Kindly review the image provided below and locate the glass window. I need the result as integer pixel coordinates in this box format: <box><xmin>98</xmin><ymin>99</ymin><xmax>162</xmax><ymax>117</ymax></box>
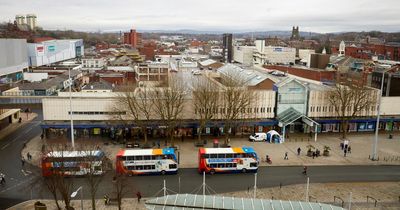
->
<box><xmin>169</xmin><ymin>164</ymin><xmax>177</xmax><ymax>169</ymax></box>
<box><xmin>217</xmin><ymin>154</ymin><xmax>225</xmax><ymax>158</ymax></box>
<box><xmin>210</xmin><ymin>154</ymin><xmax>217</xmax><ymax>158</ymax></box>
<box><xmin>250</xmin><ymin>162</ymin><xmax>258</xmax><ymax>167</ymax></box>
<box><xmin>226</xmin><ymin>154</ymin><xmax>233</xmax><ymax>158</ymax></box>
<box><xmin>210</xmin><ymin>164</ymin><xmax>217</xmax><ymax>168</ymax></box>
<box><xmin>126</xmin><ymin>156</ymin><xmax>134</xmax><ymax>161</ymax></box>
<box><xmin>136</xmin><ymin>165</ymin><xmax>143</xmax><ymax>170</ymax></box>
<box><xmin>135</xmin><ymin>156</ymin><xmax>143</xmax><ymax>161</ymax></box>
<box><xmin>217</xmin><ymin>163</ymin><xmax>225</xmax><ymax>168</ymax></box>
<box><xmin>144</xmin><ymin>156</ymin><xmax>151</xmax><ymax>160</ymax></box>
<box><xmin>226</xmin><ymin>163</ymin><xmax>233</xmax><ymax>168</ymax></box>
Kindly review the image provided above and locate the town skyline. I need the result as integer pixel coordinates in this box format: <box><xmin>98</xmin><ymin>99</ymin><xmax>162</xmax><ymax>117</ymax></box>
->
<box><xmin>1</xmin><ymin>0</ymin><xmax>399</xmax><ymax>33</ymax></box>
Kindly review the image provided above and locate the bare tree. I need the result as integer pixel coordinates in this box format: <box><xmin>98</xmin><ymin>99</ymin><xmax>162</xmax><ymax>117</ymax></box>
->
<box><xmin>41</xmin><ymin>144</ymin><xmax>75</xmax><ymax>210</ymax></box>
<box><xmin>78</xmin><ymin>145</ymin><xmax>112</xmax><ymax>210</ymax></box>
<box><xmin>114</xmin><ymin>84</ymin><xmax>155</xmax><ymax>146</ymax></box>
<box><xmin>219</xmin><ymin>71</ymin><xmax>254</xmax><ymax>144</ymax></box>
<box><xmin>152</xmin><ymin>75</ymin><xmax>187</xmax><ymax>146</ymax></box>
<box><xmin>192</xmin><ymin>77</ymin><xmax>219</xmax><ymax>144</ymax></box>
<box><xmin>328</xmin><ymin>73</ymin><xmax>377</xmax><ymax>139</ymax></box>
<box><xmin>112</xmin><ymin>173</ymin><xmax>130</xmax><ymax>210</ymax></box>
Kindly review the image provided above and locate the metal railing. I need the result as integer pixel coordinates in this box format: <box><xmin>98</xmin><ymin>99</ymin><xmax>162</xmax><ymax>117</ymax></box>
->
<box><xmin>367</xmin><ymin>196</ymin><xmax>378</xmax><ymax>207</ymax></box>
<box><xmin>333</xmin><ymin>196</ymin><xmax>344</xmax><ymax>207</ymax></box>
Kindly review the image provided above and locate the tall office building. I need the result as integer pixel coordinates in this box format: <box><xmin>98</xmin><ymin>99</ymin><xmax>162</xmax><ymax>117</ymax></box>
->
<box><xmin>222</xmin><ymin>33</ymin><xmax>233</xmax><ymax>63</ymax></box>
<box><xmin>26</xmin><ymin>14</ymin><xmax>37</xmax><ymax>30</ymax></box>
<box><xmin>123</xmin><ymin>27</ymin><xmax>142</xmax><ymax>48</ymax></box>
<box><xmin>15</xmin><ymin>15</ymin><xmax>25</xmax><ymax>25</ymax></box>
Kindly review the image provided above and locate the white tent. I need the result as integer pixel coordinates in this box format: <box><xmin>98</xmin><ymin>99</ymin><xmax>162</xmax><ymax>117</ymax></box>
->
<box><xmin>267</xmin><ymin>130</ymin><xmax>283</xmax><ymax>143</ymax></box>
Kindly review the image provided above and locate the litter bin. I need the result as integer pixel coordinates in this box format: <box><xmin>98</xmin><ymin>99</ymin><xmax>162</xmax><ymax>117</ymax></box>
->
<box><xmin>213</xmin><ymin>139</ymin><xmax>219</xmax><ymax>148</ymax></box>
<box><xmin>34</xmin><ymin>201</ymin><xmax>47</xmax><ymax>210</ymax></box>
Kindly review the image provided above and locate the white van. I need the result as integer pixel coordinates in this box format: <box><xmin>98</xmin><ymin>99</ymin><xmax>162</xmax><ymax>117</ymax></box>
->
<box><xmin>249</xmin><ymin>133</ymin><xmax>267</xmax><ymax>142</ymax></box>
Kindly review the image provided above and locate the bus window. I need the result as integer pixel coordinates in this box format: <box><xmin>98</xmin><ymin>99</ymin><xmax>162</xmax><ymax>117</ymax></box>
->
<box><xmin>250</xmin><ymin>162</ymin><xmax>258</xmax><ymax>167</ymax></box>
<box><xmin>144</xmin><ymin>165</ymin><xmax>151</xmax><ymax>170</ymax></box>
<box><xmin>136</xmin><ymin>165</ymin><xmax>143</xmax><ymax>170</ymax></box>
<box><xmin>144</xmin><ymin>156</ymin><xmax>151</xmax><ymax>160</ymax></box>
<box><xmin>226</xmin><ymin>163</ymin><xmax>233</xmax><ymax>168</ymax></box>
<box><xmin>217</xmin><ymin>154</ymin><xmax>225</xmax><ymax>158</ymax></box>
<box><xmin>210</xmin><ymin>154</ymin><xmax>217</xmax><ymax>158</ymax></box>
<box><xmin>94</xmin><ymin>166</ymin><xmax>102</xmax><ymax>171</ymax></box>
<box><xmin>232</xmin><ymin>163</ymin><xmax>237</xmax><ymax>168</ymax></box>
<box><xmin>135</xmin><ymin>156</ymin><xmax>143</xmax><ymax>161</ymax></box>
<box><xmin>217</xmin><ymin>163</ymin><xmax>225</xmax><ymax>168</ymax></box>
<box><xmin>127</xmin><ymin>156</ymin><xmax>134</xmax><ymax>161</ymax></box>
<box><xmin>210</xmin><ymin>164</ymin><xmax>217</xmax><ymax>168</ymax></box>
<box><xmin>237</xmin><ymin>154</ymin><xmax>243</xmax><ymax>158</ymax></box>
<box><xmin>169</xmin><ymin>164</ymin><xmax>177</xmax><ymax>169</ymax></box>
<box><xmin>226</xmin><ymin>154</ymin><xmax>233</xmax><ymax>158</ymax></box>
<box><xmin>127</xmin><ymin>166</ymin><xmax>135</xmax><ymax>170</ymax></box>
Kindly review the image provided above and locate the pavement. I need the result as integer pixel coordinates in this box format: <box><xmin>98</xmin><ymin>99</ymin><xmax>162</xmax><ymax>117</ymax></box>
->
<box><xmin>0</xmin><ymin>112</ymin><xmax>38</xmax><ymax>141</ymax></box>
<box><xmin>8</xmin><ymin>181</ymin><xmax>400</xmax><ymax>210</ymax></box>
<box><xmin>24</xmin><ymin>131</ymin><xmax>400</xmax><ymax>169</ymax></box>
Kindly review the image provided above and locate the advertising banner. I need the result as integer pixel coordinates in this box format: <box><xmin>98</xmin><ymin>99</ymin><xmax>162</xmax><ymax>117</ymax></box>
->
<box><xmin>36</xmin><ymin>45</ymin><xmax>44</xmax><ymax>56</ymax></box>
<box><xmin>47</xmin><ymin>45</ymin><xmax>56</xmax><ymax>52</ymax></box>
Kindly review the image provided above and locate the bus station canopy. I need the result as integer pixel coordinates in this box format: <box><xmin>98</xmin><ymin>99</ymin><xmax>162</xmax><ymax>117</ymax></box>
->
<box><xmin>145</xmin><ymin>194</ymin><xmax>344</xmax><ymax>210</ymax></box>
<box><xmin>277</xmin><ymin>107</ymin><xmax>319</xmax><ymax>128</ymax></box>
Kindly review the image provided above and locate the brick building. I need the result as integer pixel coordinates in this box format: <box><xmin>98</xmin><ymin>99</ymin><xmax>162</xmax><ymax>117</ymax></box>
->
<box><xmin>123</xmin><ymin>28</ymin><xmax>142</xmax><ymax>48</ymax></box>
<box><xmin>264</xmin><ymin>65</ymin><xmax>336</xmax><ymax>82</ymax></box>
<box><xmin>332</xmin><ymin>42</ymin><xmax>400</xmax><ymax>61</ymax></box>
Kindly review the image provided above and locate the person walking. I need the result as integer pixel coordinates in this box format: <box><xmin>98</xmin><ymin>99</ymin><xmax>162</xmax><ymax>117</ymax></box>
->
<box><xmin>347</xmin><ymin>146</ymin><xmax>351</xmax><ymax>153</ymax></box>
<box><xmin>0</xmin><ymin>173</ymin><xmax>5</xmax><ymax>185</ymax></box>
<box><xmin>344</xmin><ymin>148</ymin><xmax>347</xmax><ymax>157</ymax></box>
<box><xmin>284</xmin><ymin>152</ymin><xmax>288</xmax><ymax>160</ymax></box>
<box><xmin>21</xmin><ymin>157</ymin><xmax>25</xmax><ymax>166</ymax></box>
<box><xmin>297</xmin><ymin>147</ymin><xmax>301</xmax><ymax>156</ymax></box>
<box><xmin>136</xmin><ymin>191</ymin><xmax>142</xmax><ymax>203</ymax></box>
<box><xmin>302</xmin><ymin>166</ymin><xmax>307</xmax><ymax>175</ymax></box>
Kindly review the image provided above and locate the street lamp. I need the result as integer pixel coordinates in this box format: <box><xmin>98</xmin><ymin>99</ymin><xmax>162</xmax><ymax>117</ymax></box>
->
<box><xmin>68</xmin><ymin>67</ymin><xmax>75</xmax><ymax>149</ymax></box>
<box><xmin>371</xmin><ymin>69</ymin><xmax>388</xmax><ymax>160</ymax></box>
<box><xmin>71</xmin><ymin>186</ymin><xmax>83</xmax><ymax>210</ymax></box>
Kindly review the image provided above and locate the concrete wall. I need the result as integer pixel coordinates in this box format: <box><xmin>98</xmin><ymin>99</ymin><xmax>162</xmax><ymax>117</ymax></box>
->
<box><xmin>381</xmin><ymin>96</ymin><xmax>400</xmax><ymax>116</ymax></box>
<box><xmin>233</xmin><ymin>46</ymin><xmax>255</xmax><ymax>65</ymax></box>
<box><xmin>0</xmin><ymin>39</ymin><xmax>28</xmax><ymax>77</ymax></box>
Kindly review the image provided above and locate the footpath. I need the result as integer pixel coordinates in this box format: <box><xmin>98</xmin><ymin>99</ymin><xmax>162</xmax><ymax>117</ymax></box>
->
<box><xmin>8</xmin><ymin>182</ymin><xmax>400</xmax><ymax>210</ymax></box>
<box><xmin>0</xmin><ymin>112</ymin><xmax>37</xmax><ymax>141</ymax></box>
<box><xmin>23</xmin><ymin>132</ymin><xmax>400</xmax><ymax>168</ymax></box>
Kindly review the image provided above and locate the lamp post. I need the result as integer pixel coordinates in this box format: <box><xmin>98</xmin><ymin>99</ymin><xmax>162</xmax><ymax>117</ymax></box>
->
<box><xmin>71</xmin><ymin>186</ymin><xmax>83</xmax><ymax>210</ymax></box>
<box><xmin>371</xmin><ymin>70</ymin><xmax>386</xmax><ymax>160</ymax></box>
<box><xmin>69</xmin><ymin>67</ymin><xmax>75</xmax><ymax>149</ymax></box>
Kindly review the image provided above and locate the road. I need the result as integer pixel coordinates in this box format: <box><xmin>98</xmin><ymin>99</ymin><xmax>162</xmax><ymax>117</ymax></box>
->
<box><xmin>1</xmin><ymin>111</ymin><xmax>400</xmax><ymax>209</ymax></box>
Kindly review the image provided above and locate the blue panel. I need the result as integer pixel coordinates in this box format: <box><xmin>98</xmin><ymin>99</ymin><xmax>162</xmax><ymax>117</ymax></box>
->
<box><xmin>242</xmin><ymin>147</ymin><xmax>255</xmax><ymax>153</ymax></box>
<box><xmin>162</xmin><ymin>148</ymin><xmax>175</xmax><ymax>155</ymax></box>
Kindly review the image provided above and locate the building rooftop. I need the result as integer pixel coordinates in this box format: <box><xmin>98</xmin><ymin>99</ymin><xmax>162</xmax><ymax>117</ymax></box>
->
<box><xmin>144</xmin><ymin>194</ymin><xmax>345</xmax><ymax>210</ymax></box>
<box><xmin>81</xmin><ymin>80</ymin><xmax>114</xmax><ymax>91</ymax></box>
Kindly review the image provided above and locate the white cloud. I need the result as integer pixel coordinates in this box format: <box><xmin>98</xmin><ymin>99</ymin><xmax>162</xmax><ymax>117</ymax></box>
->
<box><xmin>0</xmin><ymin>0</ymin><xmax>399</xmax><ymax>32</ymax></box>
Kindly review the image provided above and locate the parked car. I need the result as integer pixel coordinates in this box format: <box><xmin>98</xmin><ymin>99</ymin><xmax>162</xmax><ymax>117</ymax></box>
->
<box><xmin>249</xmin><ymin>133</ymin><xmax>267</xmax><ymax>142</ymax></box>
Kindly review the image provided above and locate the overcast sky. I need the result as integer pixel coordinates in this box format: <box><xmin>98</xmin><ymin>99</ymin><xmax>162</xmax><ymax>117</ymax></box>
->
<box><xmin>1</xmin><ymin>0</ymin><xmax>399</xmax><ymax>33</ymax></box>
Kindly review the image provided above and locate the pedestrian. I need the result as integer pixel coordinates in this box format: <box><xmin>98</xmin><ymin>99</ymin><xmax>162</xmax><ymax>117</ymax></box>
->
<box><xmin>21</xmin><ymin>157</ymin><xmax>25</xmax><ymax>166</ymax></box>
<box><xmin>40</xmin><ymin>133</ymin><xmax>44</xmax><ymax>140</ymax></box>
<box><xmin>0</xmin><ymin>173</ymin><xmax>5</xmax><ymax>184</ymax></box>
<box><xmin>348</xmin><ymin>146</ymin><xmax>351</xmax><ymax>153</ymax></box>
<box><xmin>297</xmin><ymin>147</ymin><xmax>301</xmax><ymax>156</ymax></box>
<box><xmin>344</xmin><ymin>144</ymin><xmax>348</xmax><ymax>150</ymax></box>
<box><xmin>312</xmin><ymin>151</ymin><xmax>316</xmax><ymax>159</ymax></box>
<box><xmin>344</xmin><ymin>148</ymin><xmax>347</xmax><ymax>157</ymax></box>
<box><xmin>340</xmin><ymin>142</ymin><xmax>344</xmax><ymax>150</ymax></box>
<box><xmin>284</xmin><ymin>152</ymin><xmax>288</xmax><ymax>160</ymax></box>
<box><xmin>136</xmin><ymin>191</ymin><xmax>142</xmax><ymax>203</ymax></box>
<box><xmin>302</xmin><ymin>166</ymin><xmax>307</xmax><ymax>175</ymax></box>
<box><xmin>26</xmin><ymin>152</ymin><xmax>31</xmax><ymax>160</ymax></box>
<box><xmin>104</xmin><ymin>194</ymin><xmax>109</xmax><ymax>205</ymax></box>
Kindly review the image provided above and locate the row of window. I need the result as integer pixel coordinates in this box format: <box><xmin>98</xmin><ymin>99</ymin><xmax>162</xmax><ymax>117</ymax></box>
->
<box><xmin>68</xmin><ymin>111</ymin><xmax>126</xmax><ymax>115</ymax></box>
<box><xmin>195</xmin><ymin>107</ymin><xmax>273</xmax><ymax>115</ymax></box>
<box><xmin>126</xmin><ymin>164</ymin><xmax>177</xmax><ymax>170</ymax></box>
<box><xmin>206</xmin><ymin>162</ymin><xmax>257</xmax><ymax>168</ymax></box>
<box><xmin>201</xmin><ymin>153</ymin><xmax>256</xmax><ymax>159</ymax></box>
<box><xmin>121</xmin><ymin>155</ymin><xmax>174</xmax><ymax>161</ymax></box>
<box><xmin>309</xmin><ymin>106</ymin><xmax>375</xmax><ymax>113</ymax></box>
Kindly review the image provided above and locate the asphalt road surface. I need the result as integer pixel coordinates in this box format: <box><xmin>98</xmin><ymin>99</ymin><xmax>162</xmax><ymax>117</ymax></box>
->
<box><xmin>1</xmin><ymin>111</ymin><xmax>400</xmax><ymax>209</ymax></box>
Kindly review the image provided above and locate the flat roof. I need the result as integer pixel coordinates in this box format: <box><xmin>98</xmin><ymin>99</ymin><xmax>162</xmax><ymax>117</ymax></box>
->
<box><xmin>145</xmin><ymin>194</ymin><xmax>345</xmax><ymax>210</ymax></box>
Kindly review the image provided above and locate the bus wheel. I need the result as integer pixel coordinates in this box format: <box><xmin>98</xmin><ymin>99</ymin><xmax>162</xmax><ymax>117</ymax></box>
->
<box><xmin>242</xmin><ymin>168</ymin><xmax>247</xmax><ymax>173</ymax></box>
<box><xmin>161</xmin><ymin>170</ymin><xmax>166</xmax><ymax>175</ymax></box>
<box><xmin>210</xmin><ymin>169</ymin><xmax>215</xmax><ymax>175</ymax></box>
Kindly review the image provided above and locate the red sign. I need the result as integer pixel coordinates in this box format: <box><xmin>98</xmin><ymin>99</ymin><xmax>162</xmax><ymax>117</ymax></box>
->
<box><xmin>36</xmin><ymin>46</ymin><xmax>44</xmax><ymax>52</ymax></box>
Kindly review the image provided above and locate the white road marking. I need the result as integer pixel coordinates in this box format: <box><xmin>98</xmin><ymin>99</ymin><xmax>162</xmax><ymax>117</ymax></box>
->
<box><xmin>0</xmin><ymin>122</ymin><xmax>40</xmax><ymax>150</ymax></box>
<box><xmin>0</xmin><ymin>176</ymin><xmax>34</xmax><ymax>194</ymax></box>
